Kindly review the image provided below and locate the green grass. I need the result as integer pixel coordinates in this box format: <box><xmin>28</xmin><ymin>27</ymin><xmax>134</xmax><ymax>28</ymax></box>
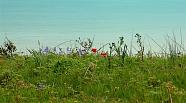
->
<box><xmin>0</xmin><ymin>52</ymin><xmax>186</xmax><ymax>103</ymax></box>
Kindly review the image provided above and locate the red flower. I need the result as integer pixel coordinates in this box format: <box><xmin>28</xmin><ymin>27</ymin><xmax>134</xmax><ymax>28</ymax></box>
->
<box><xmin>100</xmin><ymin>52</ymin><xmax>107</xmax><ymax>58</ymax></box>
<box><xmin>91</xmin><ymin>48</ymin><xmax>97</xmax><ymax>53</ymax></box>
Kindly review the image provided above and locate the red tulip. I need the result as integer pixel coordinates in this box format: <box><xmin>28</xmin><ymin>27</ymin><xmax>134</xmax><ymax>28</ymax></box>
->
<box><xmin>91</xmin><ymin>48</ymin><xmax>97</xmax><ymax>53</ymax></box>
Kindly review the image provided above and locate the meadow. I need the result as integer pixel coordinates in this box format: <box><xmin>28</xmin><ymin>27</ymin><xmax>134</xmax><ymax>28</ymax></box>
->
<box><xmin>0</xmin><ymin>34</ymin><xmax>186</xmax><ymax>103</ymax></box>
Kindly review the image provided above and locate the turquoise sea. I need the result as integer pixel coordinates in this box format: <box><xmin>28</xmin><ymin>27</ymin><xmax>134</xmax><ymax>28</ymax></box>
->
<box><xmin>0</xmin><ymin>0</ymin><xmax>186</xmax><ymax>53</ymax></box>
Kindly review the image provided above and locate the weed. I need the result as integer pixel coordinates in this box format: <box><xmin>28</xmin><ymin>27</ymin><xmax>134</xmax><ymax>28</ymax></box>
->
<box><xmin>135</xmin><ymin>33</ymin><xmax>144</xmax><ymax>61</ymax></box>
<box><xmin>111</xmin><ymin>37</ymin><xmax>128</xmax><ymax>65</ymax></box>
<box><xmin>0</xmin><ymin>38</ymin><xmax>16</xmax><ymax>57</ymax></box>
<box><xmin>76</xmin><ymin>37</ymin><xmax>94</xmax><ymax>54</ymax></box>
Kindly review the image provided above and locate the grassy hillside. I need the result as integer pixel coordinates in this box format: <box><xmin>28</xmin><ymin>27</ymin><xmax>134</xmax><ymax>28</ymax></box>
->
<box><xmin>0</xmin><ymin>35</ymin><xmax>186</xmax><ymax>103</ymax></box>
<box><xmin>0</xmin><ymin>52</ymin><xmax>186</xmax><ymax>103</ymax></box>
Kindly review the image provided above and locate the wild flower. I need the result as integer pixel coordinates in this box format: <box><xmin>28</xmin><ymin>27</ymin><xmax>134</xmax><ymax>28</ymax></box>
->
<box><xmin>91</xmin><ymin>48</ymin><xmax>97</xmax><ymax>53</ymax></box>
<box><xmin>100</xmin><ymin>52</ymin><xmax>107</xmax><ymax>58</ymax></box>
<box><xmin>43</xmin><ymin>46</ymin><xmax>49</xmax><ymax>53</ymax></box>
<box><xmin>66</xmin><ymin>47</ymin><xmax>72</xmax><ymax>54</ymax></box>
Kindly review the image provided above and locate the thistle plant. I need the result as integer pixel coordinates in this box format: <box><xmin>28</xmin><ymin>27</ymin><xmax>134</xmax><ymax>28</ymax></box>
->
<box><xmin>76</xmin><ymin>37</ymin><xmax>94</xmax><ymax>54</ymax></box>
<box><xmin>108</xmin><ymin>43</ymin><xmax>114</xmax><ymax>69</ymax></box>
<box><xmin>111</xmin><ymin>37</ymin><xmax>128</xmax><ymax>65</ymax></box>
<box><xmin>0</xmin><ymin>38</ymin><xmax>17</xmax><ymax>57</ymax></box>
<box><xmin>135</xmin><ymin>33</ymin><xmax>144</xmax><ymax>61</ymax></box>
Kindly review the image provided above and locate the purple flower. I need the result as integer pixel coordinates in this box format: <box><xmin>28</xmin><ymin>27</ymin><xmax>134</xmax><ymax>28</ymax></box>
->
<box><xmin>43</xmin><ymin>46</ymin><xmax>49</xmax><ymax>53</ymax></box>
<box><xmin>67</xmin><ymin>47</ymin><xmax>72</xmax><ymax>51</ymax></box>
<box><xmin>66</xmin><ymin>47</ymin><xmax>72</xmax><ymax>54</ymax></box>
